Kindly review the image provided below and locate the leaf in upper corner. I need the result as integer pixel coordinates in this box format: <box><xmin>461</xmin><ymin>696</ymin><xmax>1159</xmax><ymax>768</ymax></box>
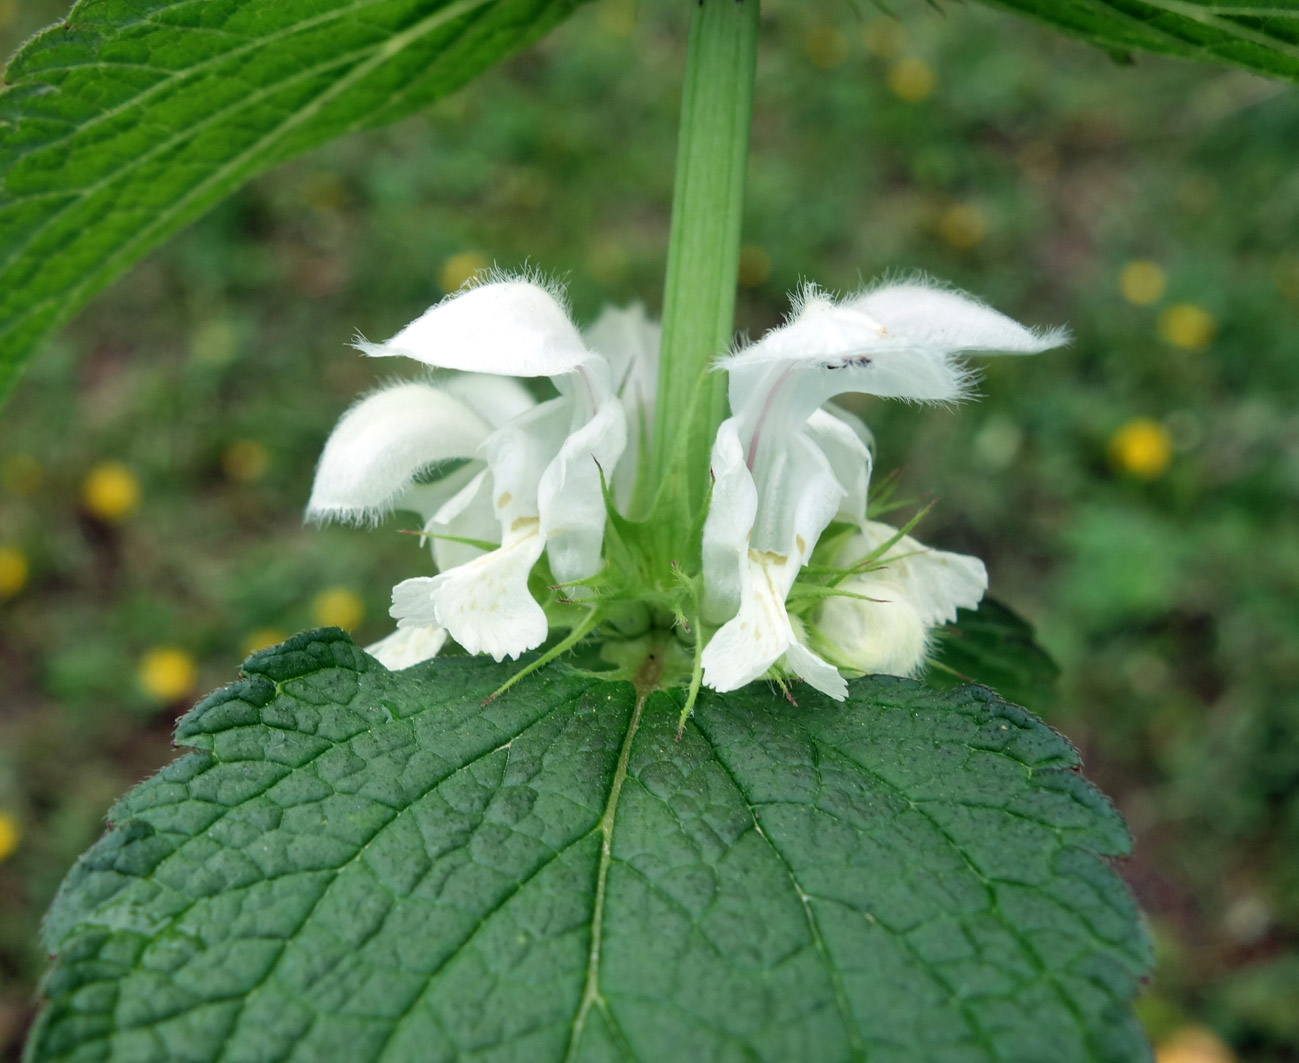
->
<box><xmin>970</xmin><ymin>0</ymin><xmax>1299</xmax><ymax>85</ymax></box>
<box><xmin>28</xmin><ymin>627</ymin><xmax>1150</xmax><ymax>1062</ymax></box>
<box><xmin>926</xmin><ymin>596</ymin><xmax>1061</xmax><ymax>710</ymax></box>
<box><xmin>0</xmin><ymin>0</ymin><xmax>590</xmax><ymax>405</ymax></box>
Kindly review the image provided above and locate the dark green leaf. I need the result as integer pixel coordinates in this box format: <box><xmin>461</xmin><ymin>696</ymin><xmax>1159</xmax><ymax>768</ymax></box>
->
<box><xmin>28</xmin><ymin>628</ymin><xmax>1150</xmax><ymax>1062</ymax></box>
<box><xmin>0</xmin><ymin>0</ymin><xmax>588</xmax><ymax>403</ymax></box>
<box><xmin>971</xmin><ymin>0</ymin><xmax>1299</xmax><ymax>84</ymax></box>
<box><xmin>926</xmin><ymin>597</ymin><xmax>1061</xmax><ymax>711</ymax></box>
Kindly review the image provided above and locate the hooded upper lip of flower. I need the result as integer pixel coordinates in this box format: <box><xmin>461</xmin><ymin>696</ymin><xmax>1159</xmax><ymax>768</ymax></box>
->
<box><xmin>306</xmin><ymin>274</ymin><xmax>660</xmax><ymax>665</ymax></box>
<box><xmin>699</xmin><ymin>277</ymin><xmax>1067</xmax><ymax>699</ymax></box>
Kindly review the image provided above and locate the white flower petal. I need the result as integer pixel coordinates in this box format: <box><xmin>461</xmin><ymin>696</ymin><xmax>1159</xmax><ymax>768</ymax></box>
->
<box><xmin>846</xmin><ymin>521</ymin><xmax>988</xmax><ymax>628</ymax></box>
<box><xmin>484</xmin><ymin>396</ymin><xmax>574</xmax><ymax>528</ymax></box>
<box><xmin>390</xmin><ymin>576</ymin><xmax>441</xmax><ymax>628</ymax></box>
<box><xmin>306</xmin><ymin>383</ymin><xmax>491</xmax><ymax>524</ymax></box>
<box><xmin>783</xmin><ymin>639</ymin><xmax>849</xmax><ymax>699</ymax></box>
<box><xmin>851</xmin><ymin>280</ymin><xmax>1069</xmax><ymax>354</ymax></box>
<box><xmin>805</xmin><ymin>408</ymin><xmax>872</xmax><ymax>527</ymax></box>
<box><xmin>426</xmin><ymin>468</ymin><xmax>498</xmax><ymax>571</ymax></box>
<box><xmin>702</xmin><ymin>548</ymin><xmax>844</xmax><ymax>698</ymax></box>
<box><xmin>365</xmin><ymin>624</ymin><xmax>447</xmax><ymax>670</ymax></box>
<box><xmin>814</xmin><ymin>572</ymin><xmax>930</xmax><ymax>678</ymax></box>
<box><xmin>582</xmin><ymin>303</ymin><xmax>661</xmax><ymax>399</ymax></box>
<box><xmin>538</xmin><ymin>396</ymin><xmax>627</xmax><ymax>587</ymax></box>
<box><xmin>441</xmin><ymin>372</ymin><xmax>538</xmax><ymax>427</ymax></box>
<box><xmin>426</xmin><ymin>521</ymin><xmax>548</xmax><ymax>661</ymax></box>
<box><xmin>358</xmin><ymin>279</ymin><xmax>590</xmax><ymax>378</ymax></box>
<box><xmin>584</xmin><ymin>304</ymin><xmax>661</xmax><ymax>512</ymax></box>
<box><xmin>701</xmin><ymin>549</ymin><xmax>799</xmax><ymax>692</ymax></box>
<box><xmin>748</xmin><ymin>430</ymin><xmax>844</xmax><ymax>565</ymax></box>
<box><xmin>701</xmin><ymin>418</ymin><xmax>758</xmax><ymax>622</ymax></box>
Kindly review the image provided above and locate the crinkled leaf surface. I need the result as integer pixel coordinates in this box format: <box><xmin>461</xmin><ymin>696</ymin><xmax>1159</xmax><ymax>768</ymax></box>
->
<box><xmin>927</xmin><ymin>598</ymin><xmax>1060</xmax><ymax>713</ymax></box>
<box><xmin>28</xmin><ymin>628</ymin><xmax>1150</xmax><ymax>1062</ymax></box>
<box><xmin>0</xmin><ymin>0</ymin><xmax>588</xmax><ymax>402</ymax></box>
<box><xmin>971</xmin><ymin>0</ymin><xmax>1299</xmax><ymax>77</ymax></box>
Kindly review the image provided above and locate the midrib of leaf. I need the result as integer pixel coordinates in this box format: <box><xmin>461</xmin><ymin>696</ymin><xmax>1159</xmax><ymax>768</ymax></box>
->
<box><xmin>0</xmin><ymin>0</ymin><xmax>492</xmax><ymax>363</ymax></box>
<box><xmin>564</xmin><ymin>659</ymin><xmax>658</xmax><ymax>1061</ymax></box>
<box><xmin>1135</xmin><ymin>0</ymin><xmax>1299</xmax><ymax>53</ymax></box>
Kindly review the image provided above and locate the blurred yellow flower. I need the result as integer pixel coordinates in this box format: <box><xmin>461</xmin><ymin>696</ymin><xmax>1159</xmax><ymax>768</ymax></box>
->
<box><xmin>805</xmin><ymin>26</ymin><xmax>849</xmax><ymax>70</ymax></box>
<box><xmin>595</xmin><ymin>0</ymin><xmax>636</xmax><ymax>37</ymax></box>
<box><xmin>938</xmin><ymin>204</ymin><xmax>987</xmax><ymax>249</ymax></box>
<box><xmin>1109</xmin><ymin>418</ymin><xmax>1173</xmax><ymax>480</ymax></box>
<box><xmin>737</xmin><ymin>244</ymin><xmax>772</xmax><ymax>288</ymax></box>
<box><xmin>0</xmin><ymin>546</ymin><xmax>28</xmax><ymax>600</ymax></box>
<box><xmin>1159</xmin><ymin>303</ymin><xmax>1216</xmax><ymax>351</ymax></box>
<box><xmin>138</xmin><ymin>647</ymin><xmax>199</xmax><ymax>703</ymax></box>
<box><xmin>1155</xmin><ymin>1025</ymin><xmax>1236</xmax><ymax>1063</ymax></box>
<box><xmin>312</xmin><ymin>587</ymin><xmax>365</xmax><ymax>630</ymax></box>
<box><xmin>0</xmin><ymin>811</ymin><xmax>19</xmax><ymax>863</ymax></box>
<box><xmin>222</xmin><ymin>439</ymin><xmax>270</xmax><ymax>483</ymax></box>
<box><xmin>242</xmin><ymin>627</ymin><xmax>287</xmax><ymax>656</ymax></box>
<box><xmin>1119</xmin><ymin>260</ymin><xmax>1166</xmax><ymax>306</ymax></box>
<box><xmin>888</xmin><ymin>58</ymin><xmax>935</xmax><ymax>102</ymax></box>
<box><xmin>2</xmin><ymin>453</ymin><xmax>42</xmax><ymax>496</ymax></box>
<box><xmin>863</xmin><ymin>16</ymin><xmax>904</xmax><ymax>59</ymax></box>
<box><xmin>82</xmin><ymin>461</ymin><xmax>140</xmax><ymax>523</ymax></box>
<box><xmin>439</xmin><ymin>251</ymin><xmax>489</xmax><ymax>293</ymax></box>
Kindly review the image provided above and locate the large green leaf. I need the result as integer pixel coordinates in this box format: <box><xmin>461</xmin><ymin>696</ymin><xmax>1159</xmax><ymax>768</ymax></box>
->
<box><xmin>971</xmin><ymin>0</ymin><xmax>1299</xmax><ymax>79</ymax></box>
<box><xmin>28</xmin><ymin>628</ymin><xmax>1151</xmax><ymax>1062</ymax></box>
<box><xmin>926</xmin><ymin>598</ymin><xmax>1061</xmax><ymax>712</ymax></box>
<box><xmin>0</xmin><ymin>0</ymin><xmax>587</xmax><ymax>403</ymax></box>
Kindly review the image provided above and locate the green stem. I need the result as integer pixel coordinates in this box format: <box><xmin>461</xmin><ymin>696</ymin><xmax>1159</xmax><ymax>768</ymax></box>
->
<box><xmin>651</xmin><ymin>0</ymin><xmax>759</xmax><ymax>541</ymax></box>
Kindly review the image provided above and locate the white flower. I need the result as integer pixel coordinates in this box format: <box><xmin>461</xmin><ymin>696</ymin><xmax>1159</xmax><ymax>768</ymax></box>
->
<box><xmin>810</xmin><ymin>521</ymin><xmax>988</xmax><ymax>677</ymax></box>
<box><xmin>700</xmin><ymin>278</ymin><xmax>1066</xmax><ymax>699</ymax></box>
<box><xmin>309</xmin><ymin>275</ymin><xmax>631</xmax><ymax>665</ymax></box>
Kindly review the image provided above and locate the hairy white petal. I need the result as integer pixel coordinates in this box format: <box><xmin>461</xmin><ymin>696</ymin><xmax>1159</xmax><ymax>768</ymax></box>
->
<box><xmin>701</xmin><ymin>418</ymin><xmax>758</xmax><ymax>623</ymax></box>
<box><xmin>426</xmin><ymin>521</ymin><xmax>548</xmax><ymax>661</ymax></box>
<box><xmin>365</xmin><ymin>624</ymin><xmax>447</xmax><ymax>670</ymax></box>
<box><xmin>306</xmin><ymin>383</ymin><xmax>491</xmax><ymax>524</ymax></box>
<box><xmin>851</xmin><ymin>280</ymin><xmax>1070</xmax><ymax>354</ymax></box>
<box><xmin>358</xmin><ymin>279</ymin><xmax>590</xmax><ymax>377</ymax></box>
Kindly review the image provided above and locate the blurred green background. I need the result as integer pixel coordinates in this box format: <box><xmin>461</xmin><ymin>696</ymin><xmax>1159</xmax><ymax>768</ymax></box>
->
<box><xmin>2</xmin><ymin>0</ymin><xmax>1298</xmax><ymax>1059</ymax></box>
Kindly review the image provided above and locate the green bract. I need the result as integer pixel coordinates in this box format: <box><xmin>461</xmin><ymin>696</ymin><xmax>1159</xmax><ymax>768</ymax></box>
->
<box><xmin>28</xmin><ymin>629</ymin><xmax>1149</xmax><ymax>1063</ymax></box>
